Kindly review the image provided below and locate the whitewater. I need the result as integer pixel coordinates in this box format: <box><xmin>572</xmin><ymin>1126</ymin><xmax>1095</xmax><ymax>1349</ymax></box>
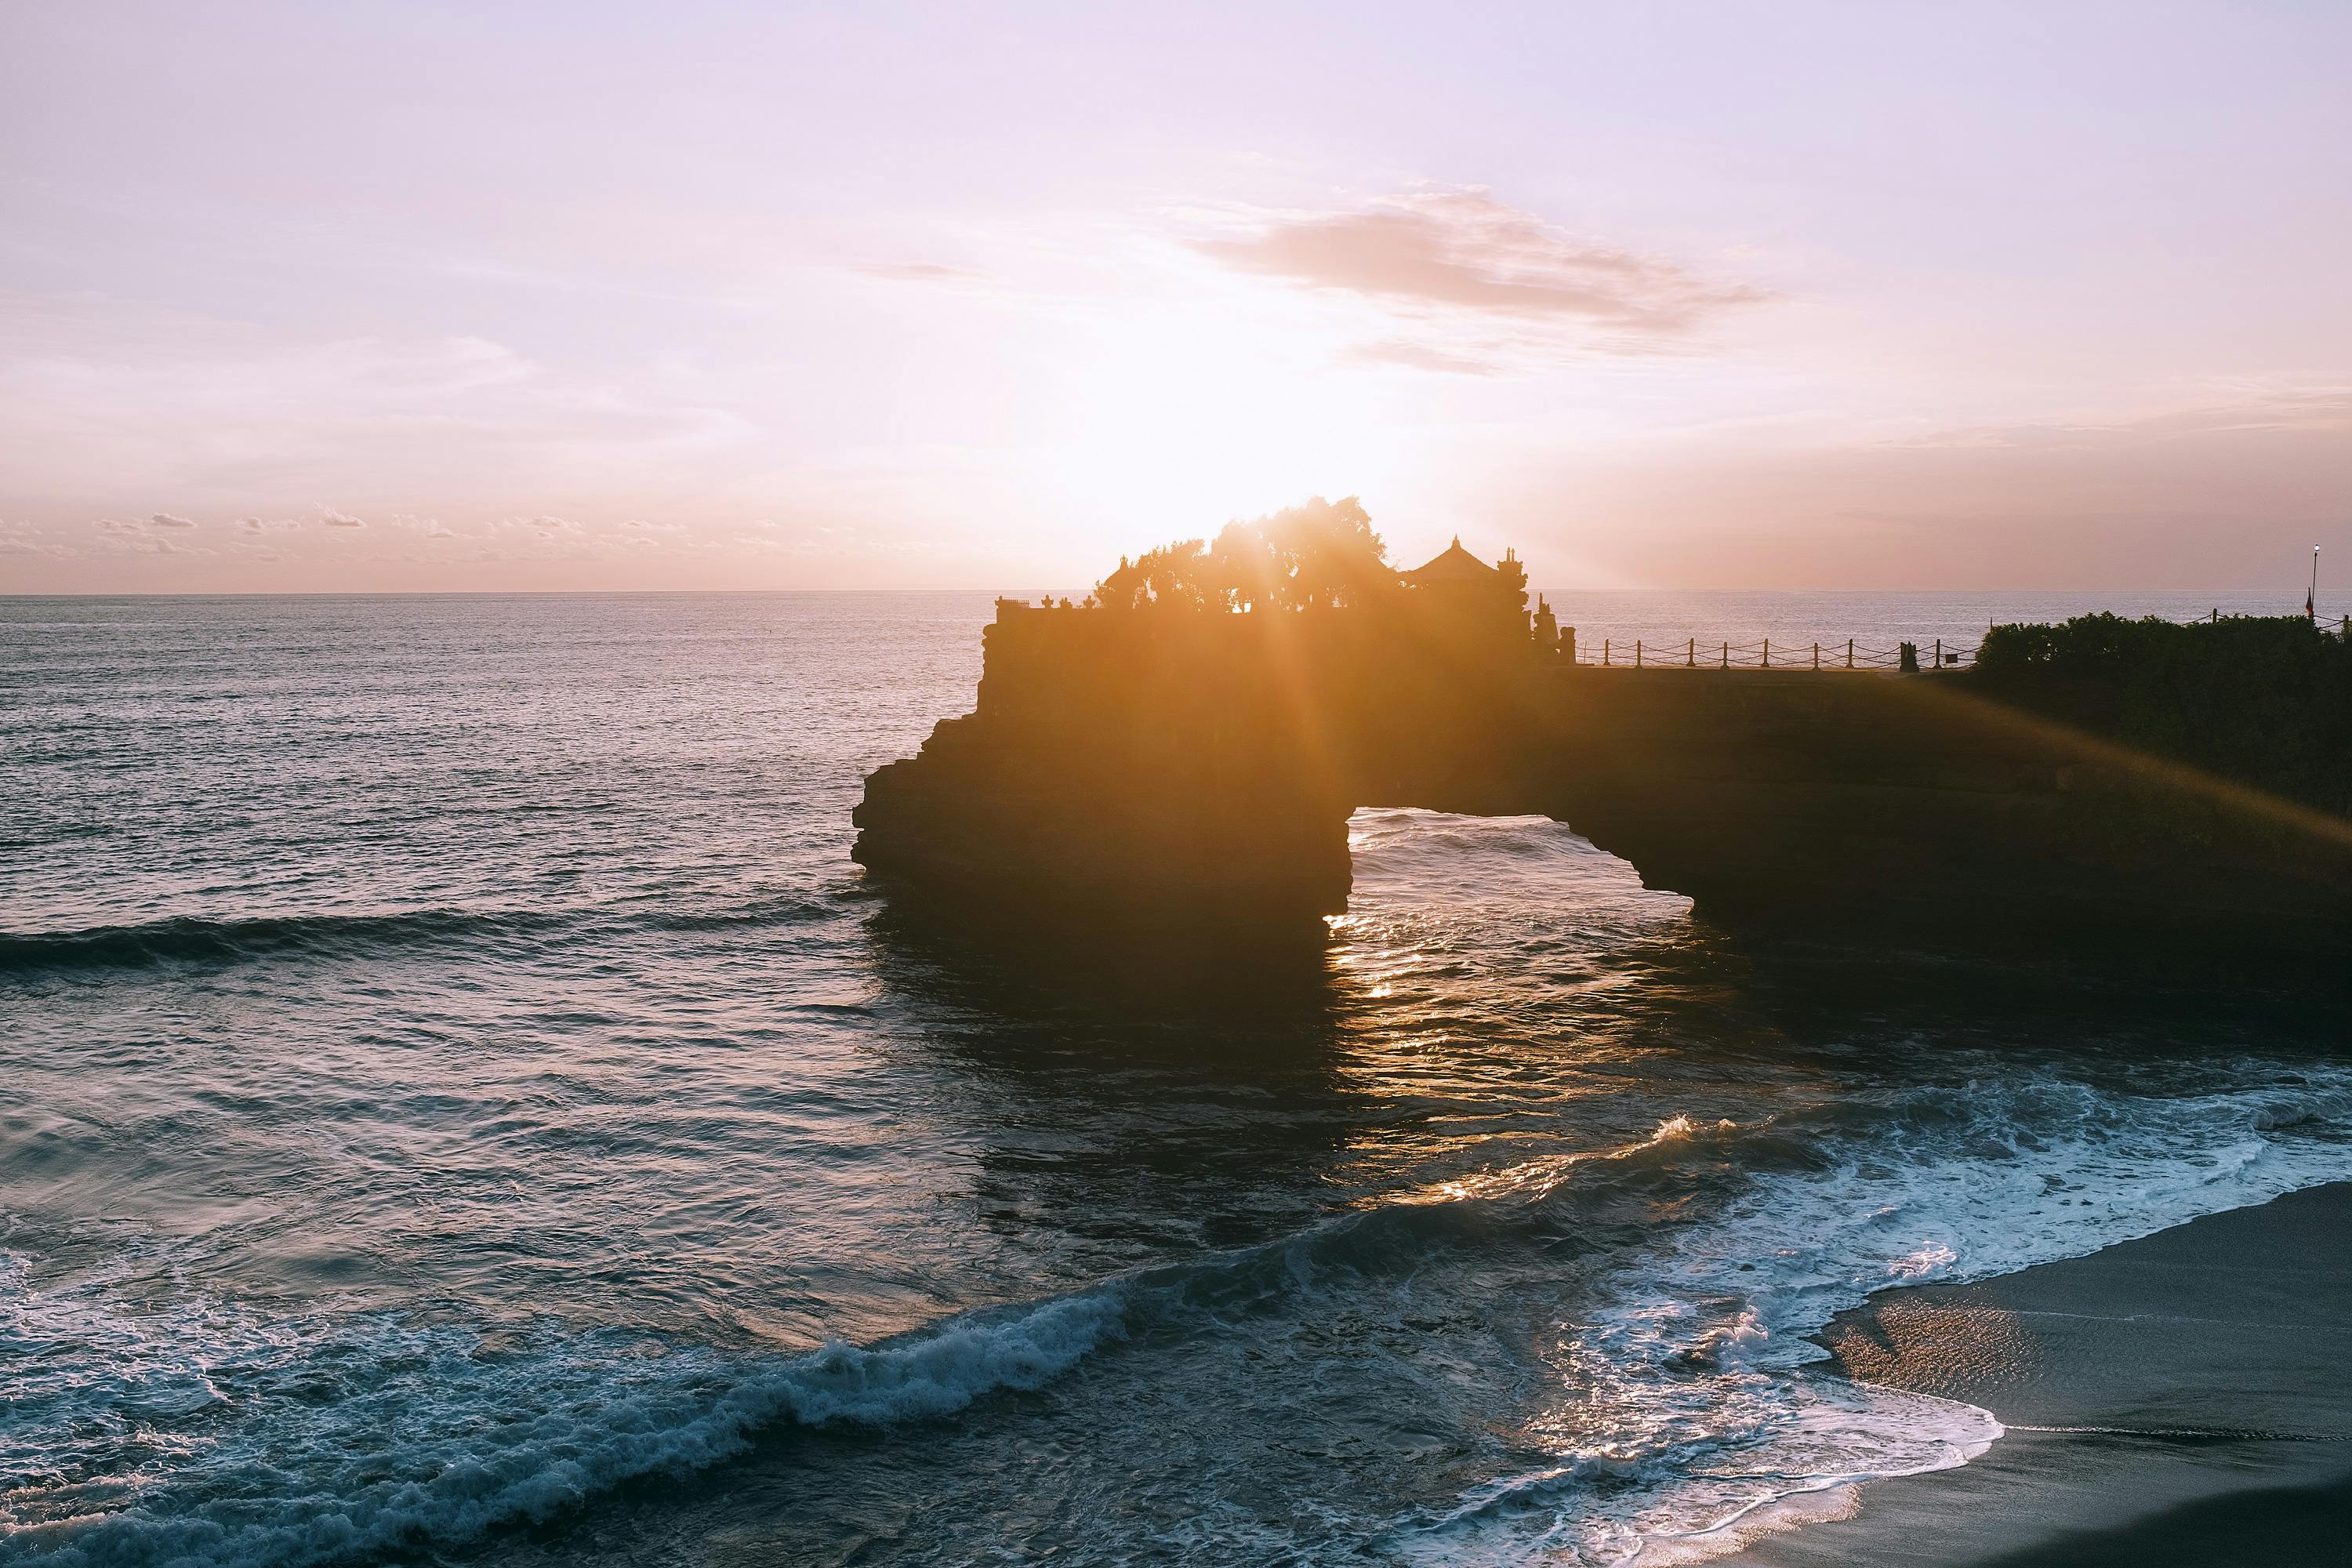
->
<box><xmin>5</xmin><ymin>590</ymin><xmax>2348</xmax><ymax>1567</ymax></box>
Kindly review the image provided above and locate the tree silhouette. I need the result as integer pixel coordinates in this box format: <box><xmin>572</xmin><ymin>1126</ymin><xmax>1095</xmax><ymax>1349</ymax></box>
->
<box><xmin>1094</xmin><ymin>495</ymin><xmax>1393</xmax><ymax>611</ymax></box>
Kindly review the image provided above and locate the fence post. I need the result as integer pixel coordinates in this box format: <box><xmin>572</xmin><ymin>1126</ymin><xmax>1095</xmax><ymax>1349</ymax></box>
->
<box><xmin>1721</xmin><ymin>641</ymin><xmax>1728</xmax><ymax>669</ymax></box>
<box><xmin>1935</xmin><ymin>637</ymin><xmax>1943</xmax><ymax>668</ymax></box>
<box><xmin>1635</xmin><ymin>639</ymin><xmax>1642</xmax><ymax>668</ymax></box>
<box><xmin>1846</xmin><ymin>637</ymin><xmax>1853</xmax><ymax>669</ymax></box>
<box><xmin>1603</xmin><ymin>638</ymin><xmax>1610</xmax><ymax>666</ymax></box>
<box><xmin>1686</xmin><ymin>637</ymin><xmax>1694</xmax><ymax>667</ymax></box>
<box><xmin>1762</xmin><ymin>637</ymin><xmax>1770</xmax><ymax>669</ymax></box>
<box><xmin>1812</xmin><ymin>641</ymin><xmax>1819</xmax><ymax>670</ymax></box>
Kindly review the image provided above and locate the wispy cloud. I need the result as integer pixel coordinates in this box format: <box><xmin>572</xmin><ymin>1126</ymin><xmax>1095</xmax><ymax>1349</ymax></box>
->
<box><xmin>855</xmin><ymin>262</ymin><xmax>989</xmax><ymax>283</ymax></box>
<box><xmin>1338</xmin><ymin>339</ymin><xmax>1507</xmax><ymax>376</ymax></box>
<box><xmin>90</xmin><ymin>516</ymin><xmax>209</xmax><ymax>553</ymax></box>
<box><xmin>0</xmin><ymin>293</ymin><xmax>757</xmax><ymax>516</ymax></box>
<box><xmin>1196</xmin><ymin>189</ymin><xmax>1766</xmax><ymax>338</ymax></box>
<box><xmin>618</xmin><ymin>517</ymin><xmax>687</xmax><ymax>548</ymax></box>
<box><xmin>1891</xmin><ymin>387</ymin><xmax>2352</xmax><ymax>451</ymax></box>
<box><xmin>319</xmin><ymin>506</ymin><xmax>366</xmax><ymax>527</ymax></box>
<box><xmin>0</xmin><ymin>520</ymin><xmax>68</xmax><ymax>557</ymax></box>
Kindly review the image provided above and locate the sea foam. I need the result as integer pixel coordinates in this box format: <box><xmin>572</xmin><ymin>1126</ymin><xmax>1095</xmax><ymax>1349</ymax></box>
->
<box><xmin>0</xmin><ymin>1269</ymin><xmax>1126</xmax><ymax>1568</ymax></box>
<box><xmin>1395</xmin><ymin>1066</ymin><xmax>2352</xmax><ymax>1564</ymax></box>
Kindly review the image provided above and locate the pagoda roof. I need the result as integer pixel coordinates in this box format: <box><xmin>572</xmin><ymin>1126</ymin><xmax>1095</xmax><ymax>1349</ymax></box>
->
<box><xmin>1403</xmin><ymin>537</ymin><xmax>1500</xmax><ymax>586</ymax></box>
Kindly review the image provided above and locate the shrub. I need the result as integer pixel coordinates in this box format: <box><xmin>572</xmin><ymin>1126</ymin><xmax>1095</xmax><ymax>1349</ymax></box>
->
<box><xmin>1973</xmin><ymin>613</ymin><xmax>2352</xmax><ymax>815</ymax></box>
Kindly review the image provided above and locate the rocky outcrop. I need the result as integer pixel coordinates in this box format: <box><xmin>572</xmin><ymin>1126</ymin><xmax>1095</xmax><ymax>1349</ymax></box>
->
<box><xmin>853</xmin><ymin>601</ymin><xmax>1537</xmax><ymax>932</ymax></box>
<box><xmin>855</xmin><ymin>601</ymin><xmax>2352</xmax><ymax>959</ymax></box>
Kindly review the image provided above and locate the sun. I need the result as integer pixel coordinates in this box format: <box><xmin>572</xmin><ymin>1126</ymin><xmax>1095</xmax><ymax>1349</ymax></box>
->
<box><xmin>1030</xmin><ymin>278</ymin><xmax>1416</xmax><ymax>549</ymax></box>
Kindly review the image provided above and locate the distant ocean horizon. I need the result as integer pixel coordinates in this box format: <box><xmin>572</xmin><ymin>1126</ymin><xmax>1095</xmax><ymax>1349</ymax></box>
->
<box><xmin>9</xmin><ymin>585</ymin><xmax>2340</xmax><ymax>641</ymax></box>
<box><xmin>5</xmin><ymin>590</ymin><xmax>2350</xmax><ymax>1567</ymax></box>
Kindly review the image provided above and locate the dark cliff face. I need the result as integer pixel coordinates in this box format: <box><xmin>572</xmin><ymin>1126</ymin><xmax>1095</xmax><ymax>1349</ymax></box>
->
<box><xmin>1541</xmin><ymin>670</ymin><xmax>2352</xmax><ymax>954</ymax></box>
<box><xmin>853</xmin><ymin>603</ymin><xmax>1545</xmax><ymax>932</ymax></box>
<box><xmin>855</xmin><ymin>604</ymin><xmax>2352</xmax><ymax>960</ymax></box>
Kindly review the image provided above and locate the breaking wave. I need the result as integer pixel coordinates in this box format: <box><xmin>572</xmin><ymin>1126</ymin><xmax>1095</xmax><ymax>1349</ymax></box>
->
<box><xmin>0</xmin><ymin>1265</ymin><xmax>1127</xmax><ymax>1568</ymax></box>
<box><xmin>1386</xmin><ymin>1067</ymin><xmax>2352</xmax><ymax>1563</ymax></box>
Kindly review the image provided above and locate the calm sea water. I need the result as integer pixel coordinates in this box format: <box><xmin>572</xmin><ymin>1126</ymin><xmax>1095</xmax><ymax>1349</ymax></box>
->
<box><xmin>5</xmin><ymin>590</ymin><xmax>2350</xmax><ymax>1568</ymax></box>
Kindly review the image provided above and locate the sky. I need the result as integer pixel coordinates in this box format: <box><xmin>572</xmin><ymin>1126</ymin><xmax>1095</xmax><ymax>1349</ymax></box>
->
<box><xmin>2</xmin><ymin>1</ymin><xmax>2347</xmax><ymax>593</ymax></box>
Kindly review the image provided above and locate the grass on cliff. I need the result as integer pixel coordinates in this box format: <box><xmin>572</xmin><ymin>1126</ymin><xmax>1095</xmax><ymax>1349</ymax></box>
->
<box><xmin>1972</xmin><ymin>613</ymin><xmax>2352</xmax><ymax>816</ymax></box>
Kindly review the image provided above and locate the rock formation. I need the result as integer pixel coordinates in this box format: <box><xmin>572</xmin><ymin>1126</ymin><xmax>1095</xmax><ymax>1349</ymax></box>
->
<box><xmin>855</xmin><ymin>554</ymin><xmax>2352</xmax><ymax>963</ymax></box>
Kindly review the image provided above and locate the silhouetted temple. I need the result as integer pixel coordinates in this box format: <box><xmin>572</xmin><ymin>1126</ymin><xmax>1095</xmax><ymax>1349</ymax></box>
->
<box><xmin>1402</xmin><ymin>536</ymin><xmax>1522</xmax><ymax>602</ymax></box>
<box><xmin>1394</xmin><ymin>539</ymin><xmax>1555</xmax><ymax>652</ymax></box>
<box><xmin>855</xmin><ymin>537</ymin><xmax>2352</xmax><ymax>966</ymax></box>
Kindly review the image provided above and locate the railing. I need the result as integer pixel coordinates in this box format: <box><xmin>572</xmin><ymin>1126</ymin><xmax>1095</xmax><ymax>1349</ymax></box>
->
<box><xmin>1564</xmin><ymin>610</ymin><xmax>2352</xmax><ymax>672</ymax></box>
<box><xmin>1572</xmin><ymin>637</ymin><xmax>1974</xmax><ymax>670</ymax></box>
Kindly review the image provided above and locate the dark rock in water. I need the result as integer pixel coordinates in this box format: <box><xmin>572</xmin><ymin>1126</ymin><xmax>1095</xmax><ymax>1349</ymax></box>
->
<box><xmin>855</xmin><ymin>583</ymin><xmax>2352</xmax><ymax>967</ymax></box>
<box><xmin>853</xmin><ymin>595</ymin><xmax>1529</xmax><ymax>935</ymax></box>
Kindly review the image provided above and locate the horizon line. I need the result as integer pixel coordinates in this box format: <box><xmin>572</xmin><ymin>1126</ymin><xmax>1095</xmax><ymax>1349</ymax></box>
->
<box><xmin>0</xmin><ymin>586</ymin><xmax>2337</xmax><ymax>603</ymax></box>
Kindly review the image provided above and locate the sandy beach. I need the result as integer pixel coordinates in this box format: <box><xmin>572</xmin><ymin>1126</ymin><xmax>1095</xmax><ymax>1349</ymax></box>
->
<box><xmin>1730</xmin><ymin>1180</ymin><xmax>2352</xmax><ymax>1566</ymax></box>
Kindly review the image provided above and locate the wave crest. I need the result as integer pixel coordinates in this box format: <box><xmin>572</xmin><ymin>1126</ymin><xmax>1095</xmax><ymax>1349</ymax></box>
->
<box><xmin>1</xmin><ymin>1283</ymin><xmax>1127</xmax><ymax>1568</ymax></box>
<box><xmin>0</xmin><ymin>895</ymin><xmax>836</xmax><ymax>978</ymax></box>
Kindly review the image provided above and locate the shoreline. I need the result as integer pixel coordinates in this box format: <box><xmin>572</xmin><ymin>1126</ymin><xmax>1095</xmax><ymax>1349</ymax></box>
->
<box><xmin>1722</xmin><ymin>1181</ymin><xmax>2352</xmax><ymax>1566</ymax></box>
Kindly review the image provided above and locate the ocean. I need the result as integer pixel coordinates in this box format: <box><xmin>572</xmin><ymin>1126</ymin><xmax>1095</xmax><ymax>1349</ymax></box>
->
<box><xmin>5</xmin><ymin>589</ymin><xmax>2350</xmax><ymax>1568</ymax></box>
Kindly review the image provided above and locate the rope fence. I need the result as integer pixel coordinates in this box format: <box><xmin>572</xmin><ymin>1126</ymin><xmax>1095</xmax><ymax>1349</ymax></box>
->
<box><xmin>1563</xmin><ymin>610</ymin><xmax>2352</xmax><ymax>672</ymax></box>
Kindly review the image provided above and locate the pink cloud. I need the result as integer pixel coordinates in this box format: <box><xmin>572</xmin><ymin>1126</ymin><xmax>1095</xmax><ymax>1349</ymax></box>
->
<box><xmin>1198</xmin><ymin>189</ymin><xmax>1765</xmax><ymax>336</ymax></box>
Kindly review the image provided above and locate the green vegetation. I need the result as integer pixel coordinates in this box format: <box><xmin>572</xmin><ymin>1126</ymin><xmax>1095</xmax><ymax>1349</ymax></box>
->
<box><xmin>1093</xmin><ymin>495</ymin><xmax>1399</xmax><ymax>612</ymax></box>
<box><xmin>1973</xmin><ymin>613</ymin><xmax>2352</xmax><ymax>815</ymax></box>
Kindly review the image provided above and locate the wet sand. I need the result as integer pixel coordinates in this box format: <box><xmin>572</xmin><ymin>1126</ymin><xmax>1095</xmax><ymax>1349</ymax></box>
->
<box><xmin>1730</xmin><ymin>1180</ymin><xmax>2352</xmax><ymax>1566</ymax></box>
